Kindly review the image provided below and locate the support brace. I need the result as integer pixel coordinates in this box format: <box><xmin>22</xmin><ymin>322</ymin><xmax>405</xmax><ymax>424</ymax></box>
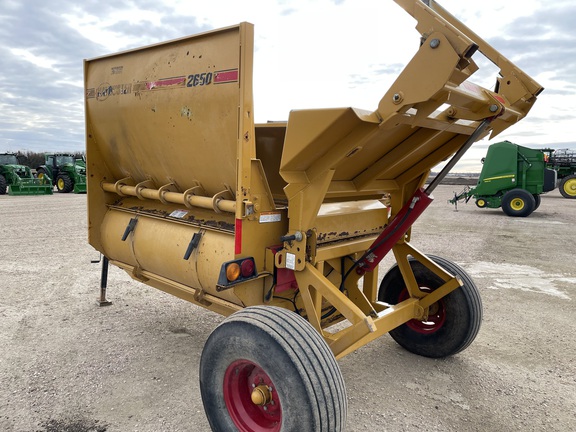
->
<box><xmin>97</xmin><ymin>256</ymin><xmax>112</xmax><ymax>306</ymax></box>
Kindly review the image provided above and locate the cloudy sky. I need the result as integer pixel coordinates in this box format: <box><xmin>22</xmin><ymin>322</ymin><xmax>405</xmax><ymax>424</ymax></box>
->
<box><xmin>1</xmin><ymin>0</ymin><xmax>575</xmax><ymax>172</ymax></box>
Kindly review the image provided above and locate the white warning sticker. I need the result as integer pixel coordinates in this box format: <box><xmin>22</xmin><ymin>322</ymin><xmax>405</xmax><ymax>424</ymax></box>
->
<box><xmin>169</xmin><ymin>209</ymin><xmax>188</xmax><ymax>219</ymax></box>
<box><xmin>259</xmin><ymin>212</ymin><xmax>282</xmax><ymax>223</ymax></box>
<box><xmin>286</xmin><ymin>253</ymin><xmax>296</xmax><ymax>270</ymax></box>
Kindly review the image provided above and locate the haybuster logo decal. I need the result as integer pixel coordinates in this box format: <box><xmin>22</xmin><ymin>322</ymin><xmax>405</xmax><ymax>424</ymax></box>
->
<box><xmin>87</xmin><ymin>82</ymin><xmax>132</xmax><ymax>101</ymax></box>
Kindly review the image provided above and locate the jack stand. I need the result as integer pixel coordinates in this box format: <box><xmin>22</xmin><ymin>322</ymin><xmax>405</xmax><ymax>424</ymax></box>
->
<box><xmin>97</xmin><ymin>256</ymin><xmax>113</xmax><ymax>306</ymax></box>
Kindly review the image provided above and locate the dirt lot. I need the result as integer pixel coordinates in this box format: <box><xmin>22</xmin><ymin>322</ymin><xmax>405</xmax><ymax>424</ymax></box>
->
<box><xmin>1</xmin><ymin>185</ymin><xmax>574</xmax><ymax>432</ymax></box>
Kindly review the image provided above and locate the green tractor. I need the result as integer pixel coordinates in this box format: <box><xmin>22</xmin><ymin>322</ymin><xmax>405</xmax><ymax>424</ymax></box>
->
<box><xmin>37</xmin><ymin>153</ymin><xmax>86</xmax><ymax>193</ymax></box>
<box><xmin>542</xmin><ymin>148</ymin><xmax>576</xmax><ymax>199</ymax></box>
<box><xmin>0</xmin><ymin>153</ymin><xmax>53</xmax><ymax>196</ymax></box>
<box><xmin>450</xmin><ymin>141</ymin><xmax>557</xmax><ymax>217</ymax></box>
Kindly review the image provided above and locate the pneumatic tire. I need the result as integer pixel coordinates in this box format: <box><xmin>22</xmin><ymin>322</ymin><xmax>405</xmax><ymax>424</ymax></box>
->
<box><xmin>36</xmin><ymin>168</ymin><xmax>48</xmax><ymax>180</ymax></box>
<box><xmin>199</xmin><ymin>306</ymin><xmax>347</xmax><ymax>432</ymax></box>
<box><xmin>0</xmin><ymin>174</ymin><xmax>6</xmax><ymax>195</ymax></box>
<box><xmin>56</xmin><ymin>174</ymin><xmax>74</xmax><ymax>193</ymax></box>
<box><xmin>378</xmin><ymin>255</ymin><xmax>482</xmax><ymax>358</ymax></box>
<box><xmin>501</xmin><ymin>188</ymin><xmax>536</xmax><ymax>217</ymax></box>
<box><xmin>36</xmin><ymin>168</ymin><xmax>53</xmax><ymax>188</ymax></box>
<box><xmin>559</xmin><ymin>175</ymin><xmax>576</xmax><ymax>198</ymax></box>
<box><xmin>36</xmin><ymin>168</ymin><xmax>54</xmax><ymax>190</ymax></box>
<box><xmin>533</xmin><ymin>194</ymin><xmax>541</xmax><ymax>210</ymax></box>
<box><xmin>475</xmin><ymin>198</ymin><xmax>487</xmax><ymax>208</ymax></box>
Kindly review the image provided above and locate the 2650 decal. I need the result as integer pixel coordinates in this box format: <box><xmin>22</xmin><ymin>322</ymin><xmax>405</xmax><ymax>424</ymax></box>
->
<box><xmin>187</xmin><ymin>72</ymin><xmax>212</xmax><ymax>87</ymax></box>
<box><xmin>186</xmin><ymin>68</ymin><xmax>239</xmax><ymax>87</ymax></box>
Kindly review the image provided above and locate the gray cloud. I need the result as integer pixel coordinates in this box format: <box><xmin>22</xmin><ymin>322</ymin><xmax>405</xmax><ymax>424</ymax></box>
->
<box><xmin>1</xmin><ymin>0</ymin><xmax>575</xmax><ymax>159</ymax></box>
<box><xmin>0</xmin><ymin>0</ymin><xmax>208</xmax><ymax>152</ymax></box>
<box><xmin>486</xmin><ymin>3</ymin><xmax>576</xmax><ymax>87</ymax></box>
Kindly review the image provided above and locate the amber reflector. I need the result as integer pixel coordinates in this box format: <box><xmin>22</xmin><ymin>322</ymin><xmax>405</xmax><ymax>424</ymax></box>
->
<box><xmin>226</xmin><ymin>263</ymin><xmax>241</xmax><ymax>281</ymax></box>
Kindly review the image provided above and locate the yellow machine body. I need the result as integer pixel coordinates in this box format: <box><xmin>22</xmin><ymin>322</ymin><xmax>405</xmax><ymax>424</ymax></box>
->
<box><xmin>85</xmin><ymin>0</ymin><xmax>542</xmax><ymax>358</ymax></box>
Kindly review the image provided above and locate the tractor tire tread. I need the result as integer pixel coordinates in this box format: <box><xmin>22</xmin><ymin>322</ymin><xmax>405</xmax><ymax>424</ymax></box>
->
<box><xmin>56</xmin><ymin>174</ymin><xmax>74</xmax><ymax>193</ymax></box>
<box><xmin>559</xmin><ymin>175</ymin><xmax>576</xmax><ymax>199</ymax></box>
<box><xmin>0</xmin><ymin>174</ymin><xmax>6</xmax><ymax>195</ymax></box>
<box><xmin>379</xmin><ymin>255</ymin><xmax>482</xmax><ymax>358</ymax></box>
<box><xmin>200</xmin><ymin>306</ymin><xmax>347</xmax><ymax>432</ymax></box>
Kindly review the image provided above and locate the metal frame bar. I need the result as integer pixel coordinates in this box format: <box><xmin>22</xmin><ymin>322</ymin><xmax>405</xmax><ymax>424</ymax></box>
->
<box><xmin>294</xmin><ymin>241</ymin><xmax>462</xmax><ymax>359</ymax></box>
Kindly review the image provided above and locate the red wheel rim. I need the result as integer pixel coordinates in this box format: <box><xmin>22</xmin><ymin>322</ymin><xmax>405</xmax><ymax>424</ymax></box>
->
<box><xmin>223</xmin><ymin>360</ymin><xmax>282</xmax><ymax>432</ymax></box>
<box><xmin>399</xmin><ymin>287</ymin><xmax>446</xmax><ymax>334</ymax></box>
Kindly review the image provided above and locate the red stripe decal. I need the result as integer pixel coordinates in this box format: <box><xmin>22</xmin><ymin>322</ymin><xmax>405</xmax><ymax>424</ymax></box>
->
<box><xmin>146</xmin><ymin>76</ymin><xmax>186</xmax><ymax>90</ymax></box>
<box><xmin>235</xmin><ymin>218</ymin><xmax>242</xmax><ymax>255</ymax></box>
<box><xmin>214</xmin><ymin>69</ymin><xmax>239</xmax><ymax>84</ymax></box>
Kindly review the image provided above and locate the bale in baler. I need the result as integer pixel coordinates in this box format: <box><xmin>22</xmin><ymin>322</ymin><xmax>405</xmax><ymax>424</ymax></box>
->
<box><xmin>450</xmin><ymin>141</ymin><xmax>558</xmax><ymax>217</ymax></box>
<box><xmin>84</xmin><ymin>1</ymin><xmax>542</xmax><ymax>430</ymax></box>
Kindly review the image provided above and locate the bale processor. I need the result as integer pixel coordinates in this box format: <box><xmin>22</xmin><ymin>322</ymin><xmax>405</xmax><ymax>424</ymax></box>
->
<box><xmin>84</xmin><ymin>1</ymin><xmax>542</xmax><ymax>430</ymax></box>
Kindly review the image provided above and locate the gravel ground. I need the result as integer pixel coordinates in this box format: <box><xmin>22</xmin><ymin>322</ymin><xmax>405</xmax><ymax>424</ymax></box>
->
<box><xmin>1</xmin><ymin>185</ymin><xmax>574</xmax><ymax>432</ymax></box>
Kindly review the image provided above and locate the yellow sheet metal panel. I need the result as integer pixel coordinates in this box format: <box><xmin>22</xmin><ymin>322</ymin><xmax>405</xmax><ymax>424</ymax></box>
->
<box><xmin>85</xmin><ymin>24</ymin><xmax>251</xmax><ymax>198</ymax></box>
<box><xmin>255</xmin><ymin>123</ymin><xmax>288</xmax><ymax>201</ymax></box>
<box><xmin>315</xmin><ymin>200</ymin><xmax>388</xmax><ymax>244</ymax></box>
<box><xmin>280</xmin><ymin>108</ymin><xmax>380</xmax><ymax>179</ymax></box>
<box><xmin>100</xmin><ymin>207</ymin><xmax>241</xmax><ymax>303</ymax></box>
<box><xmin>85</xmin><ymin>23</ymin><xmax>255</xmax><ymax>256</ymax></box>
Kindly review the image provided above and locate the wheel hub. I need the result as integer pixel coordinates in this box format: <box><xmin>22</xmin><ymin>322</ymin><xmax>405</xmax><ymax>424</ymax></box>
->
<box><xmin>251</xmin><ymin>384</ymin><xmax>273</xmax><ymax>406</ymax></box>
<box><xmin>564</xmin><ymin>178</ymin><xmax>576</xmax><ymax>196</ymax></box>
<box><xmin>400</xmin><ymin>287</ymin><xmax>446</xmax><ymax>334</ymax></box>
<box><xmin>510</xmin><ymin>198</ymin><xmax>525</xmax><ymax>211</ymax></box>
<box><xmin>223</xmin><ymin>359</ymin><xmax>281</xmax><ymax>432</ymax></box>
